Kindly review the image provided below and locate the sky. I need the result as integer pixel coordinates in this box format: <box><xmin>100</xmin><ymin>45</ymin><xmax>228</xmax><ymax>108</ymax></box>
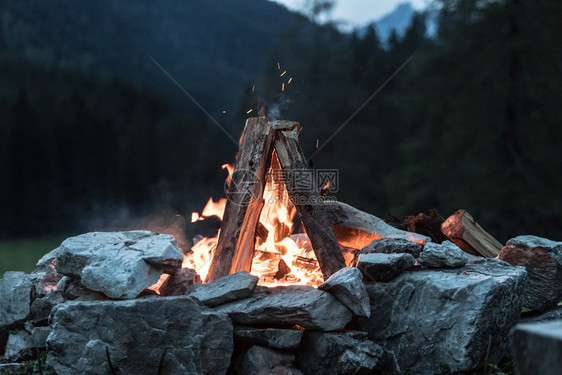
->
<box><xmin>270</xmin><ymin>0</ymin><xmax>429</xmax><ymax>27</ymax></box>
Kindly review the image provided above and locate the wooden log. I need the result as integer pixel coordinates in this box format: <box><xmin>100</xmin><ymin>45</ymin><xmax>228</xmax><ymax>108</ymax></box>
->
<box><xmin>400</xmin><ymin>209</ymin><xmax>449</xmax><ymax>244</ymax></box>
<box><xmin>441</xmin><ymin>209</ymin><xmax>502</xmax><ymax>258</ymax></box>
<box><xmin>205</xmin><ymin>118</ymin><xmax>274</xmax><ymax>283</ymax></box>
<box><xmin>274</xmin><ymin>128</ymin><xmax>346</xmax><ymax>280</ymax></box>
<box><xmin>324</xmin><ymin>201</ymin><xmax>431</xmax><ymax>249</ymax></box>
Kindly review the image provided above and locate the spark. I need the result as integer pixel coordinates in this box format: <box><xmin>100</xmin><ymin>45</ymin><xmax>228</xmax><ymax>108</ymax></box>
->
<box><xmin>251</xmin><ymin>85</ymin><xmax>255</xmax><ymax>93</ymax></box>
<box><xmin>277</xmin><ymin>62</ymin><xmax>280</xmax><ymax>70</ymax></box>
<box><xmin>222</xmin><ymin>110</ymin><xmax>227</xmax><ymax>114</ymax></box>
<box><xmin>280</xmin><ymin>71</ymin><xmax>286</xmax><ymax>77</ymax></box>
<box><xmin>316</xmin><ymin>139</ymin><xmax>319</xmax><ymax>148</ymax></box>
<box><xmin>288</xmin><ymin>77</ymin><xmax>293</xmax><ymax>84</ymax></box>
<box><xmin>247</xmin><ymin>109</ymin><xmax>253</xmax><ymax>114</ymax></box>
<box><xmin>282</xmin><ymin>83</ymin><xmax>285</xmax><ymax>91</ymax></box>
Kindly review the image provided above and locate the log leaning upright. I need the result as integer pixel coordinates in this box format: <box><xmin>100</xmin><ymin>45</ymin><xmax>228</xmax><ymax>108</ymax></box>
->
<box><xmin>205</xmin><ymin>118</ymin><xmax>274</xmax><ymax>283</ymax></box>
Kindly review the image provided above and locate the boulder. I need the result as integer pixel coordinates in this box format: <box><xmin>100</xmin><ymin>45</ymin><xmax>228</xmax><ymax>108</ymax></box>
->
<box><xmin>0</xmin><ymin>272</ymin><xmax>33</xmax><ymax>330</ymax></box>
<box><xmin>214</xmin><ymin>286</ymin><xmax>352</xmax><ymax>331</ymax></box>
<box><xmin>418</xmin><ymin>240</ymin><xmax>468</xmax><ymax>268</ymax></box>
<box><xmin>55</xmin><ymin>231</ymin><xmax>183</xmax><ymax>299</ymax></box>
<box><xmin>357</xmin><ymin>259</ymin><xmax>527</xmax><ymax>374</ymax></box>
<box><xmin>188</xmin><ymin>271</ymin><xmax>258</xmax><ymax>307</ymax></box>
<box><xmin>29</xmin><ymin>326</ymin><xmax>51</xmax><ymax>350</ymax></box>
<box><xmin>357</xmin><ymin>253</ymin><xmax>415</xmax><ymax>282</ymax></box>
<box><xmin>46</xmin><ymin>296</ymin><xmax>233</xmax><ymax>375</ymax></box>
<box><xmin>234</xmin><ymin>345</ymin><xmax>302</xmax><ymax>375</ymax></box>
<box><xmin>234</xmin><ymin>326</ymin><xmax>303</xmax><ymax>350</ymax></box>
<box><xmin>498</xmin><ymin>235</ymin><xmax>562</xmax><ymax>311</ymax></box>
<box><xmin>2</xmin><ymin>330</ymin><xmax>31</xmax><ymax>360</ymax></box>
<box><xmin>159</xmin><ymin>268</ymin><xmax>201</xmax><ymax>296</ymax></box>
<box><xmin>318</xmin><ymin>267</ymin><xmax>370</xmax><ymax>318</ymax></box>
<box><xmin>511</xmin><ymin>321</ymin><xmax>562</xmax><ymax>375</ymax></box>
<box><xmin>30</xmin><ymin>291</ymin><xmax>64</xmax><ymax>323</ymax></box>
<box><xmin>359</xmin><ymin>238</ymin><xmax>423</xmax><ymax>259</ymax></box>
<box><xmin>295</xmin><ymin>331</ymin><xmax>382</xmax><ymax>375</ymax></box>
<box><xmin>57</xmin><ymin>276</ymin><xmax>107</xmax><ymax>301</ymax></box>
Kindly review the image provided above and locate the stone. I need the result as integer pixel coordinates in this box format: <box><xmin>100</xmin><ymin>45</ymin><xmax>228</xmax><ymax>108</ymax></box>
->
<box><xmin>418</xmin><ymin>240</ymin><xmax>468</xmax><ymax>268</ymax></box>
<box><xmin>215</xmin><ymin>286</ymin><xmax>352</xmax><ymax>331</ymax></box>
<box><xmin>295</xmin><ymin>331</ymin><xmax>382</xmax><ymax>375</ymax></box>
<box><xmin>159</xmin><ymin>268</ymin><xmax>201</xmax><ymax>296</ymax></box>
<box><xmin>3</xmin><ymin>330</ymin><xmax>31</xmax><ymax>360</ymax></box>
<box><xmin>234</xmin><ymin>326</ymin><xmax>303</xmax><ymax>350</ymax></box>
<box><xmin>188</xmin><ymin>271</ymin><xmax>258</xmax><ymax>307</ymax></box>
<box><xmin>498</xmin><ymin>235</ymin><xmax>562</xmax><ymax>311</ymax></box>
<box><xmin>34</xmin><ymin>247</ymin><xmax>61</xmax><ymax>274</ymax></box>
<box><xmin>0</xmin><ymin>363</ymin><xmax>21</xmax><ymax>373</ymax></box>
<box><xmin>511</xmin><ymin>321</ymin><xmax>562</xmax><ymax>375</ymax></box>
<box><xmin>360</xmin><ymin>238</ymin><xmax>423</xmax><ymax>259</ymax></box>
<box><xmin>31</xmin><ymin>271</ymin><xmax>61</xmax><ymax>296</ymax></box>
<box><xmin>30</xmin><ymin>291</ymin><xmax>64</xmax><ymax>323</ymax></box>
<box><xmin>0</xmin><ymin>272</ymin><xmax>33</xmax><ymax>330</ymax></box>
<box><xmin>357</xmin><ymin>253</ymin><xmax>415</xmax><ymax>282</ymax></box>
<box><xmin>235</xmin><ymin>345</ymin><xmax>302</xmax><ymax>375</ymax></box>
<box><xmin>57</xmin><ymin>276</ymin><xmax>107</xmax><ymax>301</ymax></box>
<box><xmin>54</xmin><ymin>231</ymin><xmax>183</xmax><ymax>299</ymax></box>
<box><xmin>46</xmin><ymin>296</ymin><xmax>233</xmax><ymax>375</ymax></box>
<box><xmin>29</xmin><ymin>326</ymin><xmax>51</xmax><ymax>350</ymax></box>
<box><xmin>357</xmin><ymin>259</ymin><xmax>527</xmax><ymax>374</ymax></box>
<box><xmin>374</xmin><ymin>349</ymin><xmax>401</xmax><ymax>375</ymax></box>
<box><xmin>318</xmin><ymin>267</ymin><xmax>370</xmax><ymax>318</ymax></box>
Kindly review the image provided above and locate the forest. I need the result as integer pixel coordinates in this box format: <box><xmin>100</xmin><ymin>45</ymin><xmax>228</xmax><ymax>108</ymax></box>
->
<box><xmin>0</xmin><ymin>0</ymin><xmax>561</xmax><ymax>245</ymax></box>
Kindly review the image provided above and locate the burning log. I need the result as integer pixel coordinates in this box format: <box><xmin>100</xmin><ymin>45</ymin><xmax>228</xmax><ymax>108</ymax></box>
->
<box><xmin>324</xmin><ymin>201</ymin><xmax>431</xmax><ymax>249</ymax></box>
<box><xmin>275</xmin><ymin>128</ymin><xmax>346</xmax><ymax>280</ymax></box>
<box><xmin>206</xmin><ymin>118</ymin><xmax>275</xmax><ymax>283</ymax></box>
<box><xmin>441</xmin><ymin>209</ymin><xmax>502</xmax><ymax>258</ymax></box>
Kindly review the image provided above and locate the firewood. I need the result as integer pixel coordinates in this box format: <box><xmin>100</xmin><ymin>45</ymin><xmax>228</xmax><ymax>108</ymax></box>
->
<box><xmin>401</xmin><ymin>209</ymin><xmax>449</xmax><ymax>243</ymax></box>
<box><xmin>324</xmin><ymin>201</ymin><xmax>431</xmax><ymax>249</ymax></box>
<box><xmin>441</xmin><ymin>209</ymin><xmax>502</xmax><ymax>258</ymax></box>
<box><xmin>205</xmin><ymin>118</ymin><xmax>275</xmax><ymax>283</ymax></box>
<box><xmin>274</xmin><ymin>129</ymin><xmax>346</xmax><ymax>280</ymax></box>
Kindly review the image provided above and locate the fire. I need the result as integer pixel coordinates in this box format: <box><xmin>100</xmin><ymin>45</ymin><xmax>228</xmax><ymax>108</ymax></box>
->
<box><xmin>182</xmin><ymin>155</ymin><xmax>324</xmax><ymax>286</ymax></box>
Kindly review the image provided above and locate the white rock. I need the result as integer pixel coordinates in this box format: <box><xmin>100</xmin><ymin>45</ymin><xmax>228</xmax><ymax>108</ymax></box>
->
<box><xmin>419</xmin><ymin>240</ymin><xmax>468</xmax><ymax>268</ymax></box>
<box><xmin>188</xmin><ymin>271</ymin><xmax>258</xmax><ymax>307</ymax></box>
<box><xmin>318</xmin><ymin>267</ymin><xmax>370</xmax><ymax>318</ymax></box>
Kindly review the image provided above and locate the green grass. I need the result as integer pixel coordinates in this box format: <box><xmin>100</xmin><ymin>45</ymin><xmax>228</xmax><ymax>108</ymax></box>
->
<box><xmin>0</xmin><ymin>236</ymin><xmax>69</xmax><ymax>276</ymax></box>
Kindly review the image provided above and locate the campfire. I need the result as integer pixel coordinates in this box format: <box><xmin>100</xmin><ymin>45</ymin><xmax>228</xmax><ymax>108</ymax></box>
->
<box><xmin>182</xmin><ymin>117</ymin><xmax>426</xmax><ymax>287</ymax></box>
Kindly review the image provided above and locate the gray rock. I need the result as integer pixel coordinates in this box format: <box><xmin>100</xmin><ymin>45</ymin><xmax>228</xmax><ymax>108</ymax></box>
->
<box><xmin>55</xmin><ymin>231</ymin><xmax>183</xmax><ymax>299</ymax></box>
<box><xmin>46</xmin><ymin>296</ymin><xmax>233</xmax><ymax>375</ymax></box>
<box><xmin>159</xmin><ymin>268</ymin><xmax>201</xmax><ymax>296</ymax></box>
<box><xmin>360</xmin><ymin>238</ymin><xmax>423</xmax><ymax>258</ymax></box>
<box><xmin>215</xmin><ymin>285</ymin><xmax>352</xmax><ymax>331</ymax></box>
<box><xmin>3</xmin><ymin>330</ymin><xmax>31</xmax><ymax>360</ymax></box>
<box><xmin>499</xmin><ymin>235</ymin><xmax>562</xmax><ymax>311</ymax></box>
<box><xmin>511</xmin><ymin>321</ymin><xmax>562</xmax><ymax>375</ymax></box>
<box><xmin>57</xmin><ymin>276</ymin><xmax>107</xmax><ymax>301</ymax></box>
<box><xmin>30</xmin><ymin>291</ymin><xmax>64</xmax><ymax>323</ymax></box>
<box><xmin>295</xmin><ymin>331</ymin><xmax>382</xmax><ymax>375</ymax></box>
<box><xmin>374</xmin><ymin>349</ymin><xmax>401</xmax><ymax>375</ymax></box>
<box><xmin>0</xmin><ymin>363</ymin><xmax>21</xmax><ymax>373</ymax></box>
<box><xmin>188</xmin><ymin>271</ymin><xmax>258</xmax><ymax>307</ymax></box>
<box><xmin>34</xmin><ymin>247</ymin><xmax>61</xmax><ymax>274</ymax></box>
<box><xmin>357</xmin><ymin>259</ymin><xmax>527</xmax><ymax>374</ymax></box>
<box><xmin>30</xmin><ymin>326</ymin><xmax>51</xmax><ymax>350</ymax></box>
<box><xmin>318</xmin><ymin>267</ymin><xmax>370</xmax><ymax>318</ymax></box>
<box><xmin>31</xmin><ymin>271</ymin><xmax>61</xmax><ymax>296</ymax></box>
<box><xmin>235</xmin><ymin>345</ymin><xmax>302</xmax><ymax>375</ymax></box>
<box><xmin>357</xmin><ymin>253</ymin><xmax>415</xmax><ymax>282</ymax></box>
<box><xmin>0</xmin><ymin>272</ymin><xmax>33</xmax><ymax>330</ymax></box>
<box><xmin>234</xmin><ymin>326</ymin><xmax>303</xmax><ymax>349</ymax></box>
<box><xmin>418</xmin><ymin>240</ymin><xmax>468</xmax><ymax>268</ymax></box>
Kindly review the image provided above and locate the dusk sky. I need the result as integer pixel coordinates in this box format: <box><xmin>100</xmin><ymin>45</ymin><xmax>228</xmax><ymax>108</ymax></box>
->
<box><xmin>270</xmin><ymin>0</ymin><xmax>429</xmax><ymax>26</ymax></box>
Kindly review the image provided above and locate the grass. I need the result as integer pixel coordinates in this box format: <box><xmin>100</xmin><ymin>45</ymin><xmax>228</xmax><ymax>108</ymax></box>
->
<box><xmin>0</xmin><ymin>235</ymin><xmax>69</xmax><ymax>276</ymax></box>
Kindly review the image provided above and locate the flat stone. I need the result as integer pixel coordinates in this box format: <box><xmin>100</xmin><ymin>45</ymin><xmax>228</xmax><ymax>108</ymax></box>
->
<box><xmin>357</xmin><ymin>259</ymin><xmax>527</xmax><ymax>374</ymax></box>
<box><xmin>159</xmin><ymin>268</ymin><xmax>201</xmax><ymax>296</ymax></box>
<box><xmin>499</xmin><ymin>235</ymin><xmax>562</xmax><ymax>311</ymax></box>
<box><xmin>34</xmin><ymin>247</ymin><xmax>61</xmax><ymax>274</ymax></box>
<box><xmin>57</xmin><ymin>276</ymin><xmax>107</xmax><ymax>301</ymax></box>
<box><xmin>188</xmin><ymin>271</ymin><xmax>258</xmax><ymax>307</ymax></box>
<box><xmin>3</xmin><ymin>330</ymin><xmax>31</xmax><ymax>360</ymax></box>
<box><xmin>318</xmin><ymin>267</ymin><xmax>370</xmax><ymax>318</ymax></box>
<box><xmin>357</xmin><ymin>253</ymin><xmax>415</xmax><ymax>282</ymax></box>
<box><xmin>30</xmin><ymin>291</ymin><xmax>64</xmax><ymax>323</ymax></box>
<box><xmin>0</xmin><ymin>272</ymin><xmax>33</xmax><ymax>330</ymax></box>
<box><xmin>418</xmin><ymin>240</ymin><xmax>468</xmax><ymax>268</ymax></box>
<box><xmin>511</xmin><ymin>321</ymin><xmax>562</xmax><ymax>375</ymax></box>
<box><xmin>295</xmin><ymin>331</ymin><xmax>382</xmax><ymax>375</ymax></box>
<box><xmin>55</xmin><ymin>231</ymin><xmax>183</xmax><ymax>299</ymax></box>
<box><xmin>360</xmin><ymin>238</ymin><xmax>423</xmax><ymax>258</ymax></box>
<box><xmin>215</xmin><ymin>285</ymin><xmax>352</xmax><ymax>331</ymax></box>
<box><xmin>30</xmin><ymin>326</ymin><xmax>51</xmax><ymax>350</ymax></box>
<box><xmin>46</xmin><ymin>296</ymin><xmax>233</xmax><ymax>375</ymax></box>
<box><xmin>234</xmin><ymin>326</ymin><xmax>303</xmax><ymax>349</ymax></box>
<box><xmin>235</xmin><ymin>345</ymin><xmax>301</xmax><ymax>375</ymax></box>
